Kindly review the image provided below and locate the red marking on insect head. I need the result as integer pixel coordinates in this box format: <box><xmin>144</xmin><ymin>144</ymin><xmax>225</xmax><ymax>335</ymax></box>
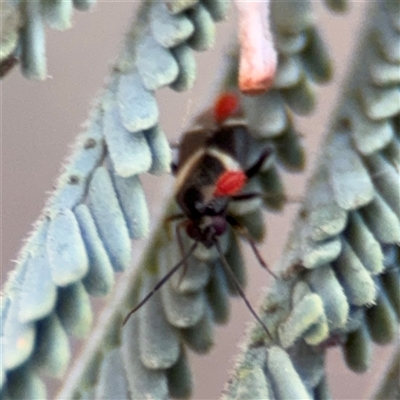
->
<box><xmin>214</xmin><ymin>92</ymin><xmax>240</xmax><ymax>124</ymax></box>
<box><xmin>214</xmin><ymin>170</ymin><xmax>247</xmax><ymax>197</ymax></box>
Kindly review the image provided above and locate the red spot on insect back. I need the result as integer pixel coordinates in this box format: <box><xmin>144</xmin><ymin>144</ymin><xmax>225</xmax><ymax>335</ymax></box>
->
<box><xmin>214</xmin><ymin>170</ymin><xmax>247</xmax><ymax>197</ymax></box>
<box><xmin>214</xmin><ymin>92</ymin><xmax>240</xmax><ymax>124</ymax></box>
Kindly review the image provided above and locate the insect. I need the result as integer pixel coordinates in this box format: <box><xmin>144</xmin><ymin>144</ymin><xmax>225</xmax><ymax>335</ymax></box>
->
<box><xmin>123</xmin><ymin>93</ymin><xmax>277</xmax><ymax>338</ymax></box>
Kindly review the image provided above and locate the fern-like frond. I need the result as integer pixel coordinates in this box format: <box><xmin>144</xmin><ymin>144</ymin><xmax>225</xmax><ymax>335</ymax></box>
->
<box><xmin>223</xmin><ymin>1</ymin><xmax>399</xmax><ymax>398</ymax></box>
<box><xmin>1</xmin><ymin>0</ymin><xmax>97</xmax><ymax>79</ymax></box>
<box><xmin>1</xmin><ymin>1</ymin><xmax>230</xmax><ymax>397</ymax></box>
<box><xmin>2</xmin><ymin>0</ymin><xmax>398</xmax><ymax>398</ymax></box>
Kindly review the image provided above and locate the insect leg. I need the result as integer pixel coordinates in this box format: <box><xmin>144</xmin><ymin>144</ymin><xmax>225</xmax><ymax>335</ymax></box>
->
<box><xmin>248</xmin><ymin>239</ymin><xmax>278</xmax><ymax>279</ymax></box>
<box><xmin>245</xmin><ymin>146</ymin><xmax>274</xmax><ymax>178</ymax></box>
<box><xmin>122</xmin><ymin>242</ymin><xmax>198</xmax><ymax>326</ymax></box>
<box><xmin>215</xmin><ymin>240</ymin><xmax>273</xmax><ymax>341</ymax></box>
<box><xmin>226</xmin><ymin>215</ymin><xmax>278</xmax><ymax>279</ymax></box>
<box><xmin>165</xmin><ymin>213</ymin><xmax>185</xmax><ymax>223</ymax></box>
<box><xmin>231</xmin><ymin>192</ymin><xmax>302</xmax><ymax>204</ymax></box>
<box><xmin>164</xmin><ymin>213</ymin><xmax>185</xmax><ymax>239</ymax></box>
<box><xmin>230</xmin><ymin>192</ymin><xmax>263</xmax><ymax>201</ymax></box>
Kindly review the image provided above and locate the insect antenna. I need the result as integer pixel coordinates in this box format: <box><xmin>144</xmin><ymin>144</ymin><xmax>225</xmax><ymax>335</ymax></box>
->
<box><xmin>122</xmin><ymin>241</ymin><xmax>198</xmax><ymax>326</ymax></box>
<box><xmin>214</xmin><ymin>240</ymin><xmax>273</xmax><ymax>341</ymax></box>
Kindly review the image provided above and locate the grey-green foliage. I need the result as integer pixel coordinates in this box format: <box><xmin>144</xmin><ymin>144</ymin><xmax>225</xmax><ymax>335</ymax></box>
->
<box><xmin>1</xmin><ymin>0</ymin><xmax>399</xmax><ymax>399</ymax></box>
<box><xmin>58</xmin><ymin>0</ymin><xmax>334</xmax><ymax>397</ymax></box>
<box><xmin>1</xmin><ymin>0</ymin><xmax>218</xmax><ymax>397</ymax></box>
<box><xmin>1</xmin><ymin>0</ymin><xmax>95</xmax><ymax>79</ymax></box>
<box><xmin>222</xmin><ymin>0</ymin><xmax>400</xmax><ymax>398</ymax></box>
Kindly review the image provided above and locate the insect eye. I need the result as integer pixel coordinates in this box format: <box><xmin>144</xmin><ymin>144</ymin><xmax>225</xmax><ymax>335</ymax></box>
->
<box><xmin>212</xmin><ymin>216</ymin><xmax>227</xmax><ymax>236</ymax></box>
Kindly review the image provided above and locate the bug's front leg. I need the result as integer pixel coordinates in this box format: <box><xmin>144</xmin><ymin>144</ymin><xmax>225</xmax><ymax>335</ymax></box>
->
<box><xmin>245</xmin><ymin>146</ymin><xmax>274</xmax><ymax>178</ymax></box>
<box><xmin>230</xmin><ymin>192</ymin><xmax>263</xmax><ymax>202</ymax></box>
<box><xmin>231</xmin><ymin>192</ymin><xmax>301</xmax><ymax>204</ymax></box>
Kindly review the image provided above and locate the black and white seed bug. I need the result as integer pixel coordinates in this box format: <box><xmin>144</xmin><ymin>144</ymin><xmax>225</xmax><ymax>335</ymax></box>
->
<box><xmin>123</xmin><ymin>93</ymin><xmax>276</xmax><ymax>338</ymax></box>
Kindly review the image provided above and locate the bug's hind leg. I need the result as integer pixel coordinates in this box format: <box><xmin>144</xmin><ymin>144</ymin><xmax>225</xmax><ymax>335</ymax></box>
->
<box><xmin>247</xmin><ymin>239</ymin><xmax>278</xmax><ymax>279</ymax></box>
<box><xmin>226</xmin><ymin>215</ymin><xmax>278</xmax><ymax>279</ymax></box>
<box><xmin>215</xmin><ymin>240</ymin><xmax>273</xmax><ymax>340</ymax></box>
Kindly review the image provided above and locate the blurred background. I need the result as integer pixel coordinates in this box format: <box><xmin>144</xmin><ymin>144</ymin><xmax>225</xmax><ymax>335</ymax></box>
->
<box><xmin>2</xmin><ymin>1</ymin><xmax>394</xmax><ymax>399</ymax></box>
